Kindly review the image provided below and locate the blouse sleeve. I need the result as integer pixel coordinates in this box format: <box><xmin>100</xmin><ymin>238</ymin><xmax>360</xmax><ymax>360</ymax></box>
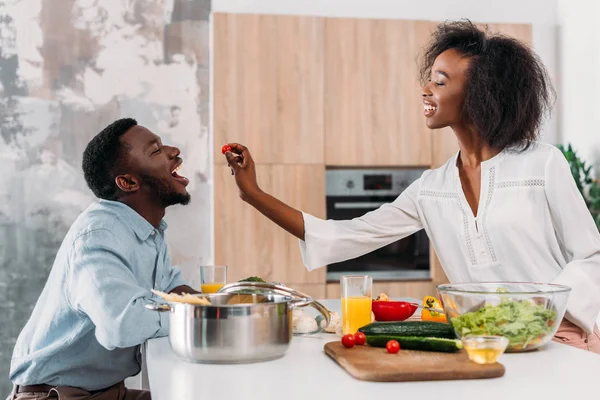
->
<box><xmin>546</xmin><ymin>146</ymin><xmax>600</xmax><ymax>333</ymax></box>
<box><xmin>298</xmin><ymin>177</ymin><xmax>424</xmax><ymax>271</ymax></box>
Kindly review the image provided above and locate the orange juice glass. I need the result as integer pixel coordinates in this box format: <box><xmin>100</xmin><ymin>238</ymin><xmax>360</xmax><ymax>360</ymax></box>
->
<box><xmin>200</xmin><ymin>265</ymin><xmax>227</xmax><ymax>294</ymax></box>
<box><xmin>341</xmin><ymin>275</ymin><xmax>373</xmax><ymax>335</ymax></box>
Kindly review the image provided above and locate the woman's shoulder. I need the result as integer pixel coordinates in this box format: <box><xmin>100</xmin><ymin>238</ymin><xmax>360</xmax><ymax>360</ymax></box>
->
<box><xmin>492</xmin><ymin>141</ymin><xmax>568</xmax><ymax>186</ymax></box>
<box><xmin>506</xmin><ymin>141</ymin><xmax>558</xmax><ymax>156</ymax></box>
<box><xmin>502</xmin><ymin>141</ymin><xmax>561</xmax><ymax>169</ymax></box>
<box><xmin>418</xmin><ymin>153</ymin><xmax>458</xmax><ymax>191</ymax></box>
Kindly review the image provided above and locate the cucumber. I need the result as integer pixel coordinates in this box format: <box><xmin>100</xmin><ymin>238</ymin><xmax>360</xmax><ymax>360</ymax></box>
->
<box><xmin>366</xmin><ymin>335</ymin><xmax>463</xmax><ymax>353</ymax></box>
<box><xmin>358</xmin><ymin>321</ymin><xmax>456</xmax><ymax>339</ymax></box>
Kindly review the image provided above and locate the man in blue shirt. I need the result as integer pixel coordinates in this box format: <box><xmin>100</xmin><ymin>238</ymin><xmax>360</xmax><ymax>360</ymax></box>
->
<box><xmin>8</xmin><ymin>118</ymin><xmax>198</xmax><ymax>400</ymax></box>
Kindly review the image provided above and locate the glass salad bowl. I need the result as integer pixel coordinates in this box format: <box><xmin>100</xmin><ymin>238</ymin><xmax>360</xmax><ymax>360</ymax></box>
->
<box><xmin>437</xmin><ymin>282</ymin><xmax>571</xmax><ymax>352</ymax></box>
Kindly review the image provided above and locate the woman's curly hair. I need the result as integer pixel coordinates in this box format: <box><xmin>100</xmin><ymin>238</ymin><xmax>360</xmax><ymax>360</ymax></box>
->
<box><xmin>419</xmin><ymin>20</ymin><xmax>555</xmax><ymax>151</ymax></box>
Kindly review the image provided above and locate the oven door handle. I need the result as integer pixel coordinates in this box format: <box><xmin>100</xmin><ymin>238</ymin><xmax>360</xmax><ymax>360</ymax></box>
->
<box><xmin>333</xmin><ymin>202</ymin><xmax>388</xmax><ymax>209</ymax></box>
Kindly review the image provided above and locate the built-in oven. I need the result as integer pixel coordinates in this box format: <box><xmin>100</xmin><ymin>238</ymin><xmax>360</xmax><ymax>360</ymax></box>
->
<box><xmin>325</xmin><ymin>168</ymin><xmax>430</xmax><ymax>282</ymax></box>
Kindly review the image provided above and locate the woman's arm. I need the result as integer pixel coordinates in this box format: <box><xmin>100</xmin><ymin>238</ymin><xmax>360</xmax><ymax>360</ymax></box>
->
<box><xmin>224</xmin><ymin>143</ymin><xmax>424</xmax><ymax>270</ymax></box>
<box><xmin>224</xmin><ymin>143</ymin><xmax>305</xmax><ymax>240</ymax></box>
<box><xmin>546</xmin><ymin>146</ymin><xmax>600</xmax><ymax>333</ymax></box>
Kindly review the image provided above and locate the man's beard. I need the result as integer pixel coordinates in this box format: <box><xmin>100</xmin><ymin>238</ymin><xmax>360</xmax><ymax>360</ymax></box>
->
<box><xmin>140</xmin><ymin>173</ymin><xmax>191</xmax><ymax>207</ymax></box>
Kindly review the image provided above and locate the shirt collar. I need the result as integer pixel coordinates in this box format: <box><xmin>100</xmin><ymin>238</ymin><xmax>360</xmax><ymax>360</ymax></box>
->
<box><xmin>453</xmin><ymin>147</ymin><xmax>507</xmax><ymax>170</ymax></box>
<box><xmin>98</xmin><ymin>199</ymin><xmax>168</xmax><ymax>240</ymax></box>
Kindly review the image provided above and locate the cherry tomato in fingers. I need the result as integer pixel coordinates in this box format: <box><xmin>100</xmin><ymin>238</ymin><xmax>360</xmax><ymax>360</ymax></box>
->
<box><xmin>221</xmin><ymin>144</ymin><xmax>232</xmax><ymax>154</ymax></box>
<box><xmin>354</xmin><ymin>332</ymin><xmax>366</xmax><ymax>345</ymax></box>
<box><xmin>386</xmin><ymin>340</ymin><xmax>400</xmax><ymax>354</ymax></box>
<box><xmin>341</xmin><ymin>334</ymin><xmax>356</xmax><ymax>348</ymax></box>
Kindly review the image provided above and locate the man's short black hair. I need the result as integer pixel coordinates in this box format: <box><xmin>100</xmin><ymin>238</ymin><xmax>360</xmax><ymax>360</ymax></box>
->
<box><xmin>419</xmin><ymin>20</ymin><xmax>555</xmax><ymax>151</ymax></box>
<box><xmin>82</xmin><ymin>118</ymin><xmax>138</xmax><ymax>200</ymax></box>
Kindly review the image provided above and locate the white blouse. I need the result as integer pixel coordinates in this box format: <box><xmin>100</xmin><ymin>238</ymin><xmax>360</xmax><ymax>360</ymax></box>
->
<box><xmin>298</xmin><ymin>142</ymin><xmax>600</xmax><ymax>333</ymax></box>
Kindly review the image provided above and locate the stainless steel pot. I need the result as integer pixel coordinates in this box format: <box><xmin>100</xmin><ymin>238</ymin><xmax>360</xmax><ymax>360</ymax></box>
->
<box><xmin>145</xmin><ymin>282</ymin><xmax>330</xmax><ymax>364</ymax></box>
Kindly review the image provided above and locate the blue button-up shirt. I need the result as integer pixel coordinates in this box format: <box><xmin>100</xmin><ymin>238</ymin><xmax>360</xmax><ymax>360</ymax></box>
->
<box><xmin>10</xmin><ymin>199</ymin><xmax>188</xmax><ymax>391</ymax></box>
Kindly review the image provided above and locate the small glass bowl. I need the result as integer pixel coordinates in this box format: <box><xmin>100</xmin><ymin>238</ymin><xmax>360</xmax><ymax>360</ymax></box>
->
<box><xmin>462</xmin><ymin>336</ymin><xmax>509</xmax><ymax>365</ymax></box>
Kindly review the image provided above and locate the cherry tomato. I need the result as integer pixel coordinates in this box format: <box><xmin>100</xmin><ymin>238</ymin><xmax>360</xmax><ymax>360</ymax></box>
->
<box><xmin>354</xmin><ymin>332</ymin><xmax>366</xmax><ymax>345</ymax></box>
<box><xmin>341</xmin><ymin>334</ymin><xmax>356</xmax><ymax>348</ymax></box>
<box><xmin>221</xmin><ymin>144</ymin><xmax>232</xmax><ymax>154</ymax></box>
<box><xmin>386</xmin><ymin>340</ymin><xmax>400</xmax><ymax>354</ymax></box>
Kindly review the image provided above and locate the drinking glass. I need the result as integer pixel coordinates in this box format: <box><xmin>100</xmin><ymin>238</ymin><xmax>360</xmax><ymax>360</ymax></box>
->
<box><xmin>200</xmin><ymin>265</ymin><xmax>227</xmax><ymax>294</ymax></box>
<box><xmin>340</xmin><ymin>275</ymin><xmax>373</xmax><ymax>335</ymax></box>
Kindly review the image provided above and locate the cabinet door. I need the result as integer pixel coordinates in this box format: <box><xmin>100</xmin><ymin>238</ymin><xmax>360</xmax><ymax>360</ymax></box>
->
<box><xmin>324</xmin><ymin>19</ymin><xmax>436</xmax><ymax>166</ymax></box>
<box><xmin>214</xmin><ymin>164</ymin><xmax>326</xmax><ymax>285</ymax></box>
<box><xmin>213</xmin><ymin>13</ymin><xmax>324</xmax><ymax>165</ymax></box>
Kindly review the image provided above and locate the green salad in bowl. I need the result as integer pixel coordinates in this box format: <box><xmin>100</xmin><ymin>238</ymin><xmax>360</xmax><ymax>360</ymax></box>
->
<box><xmin>437</xmin><ymin>282</ymin><xmax>571</xmax><ymax>352</ymax></box>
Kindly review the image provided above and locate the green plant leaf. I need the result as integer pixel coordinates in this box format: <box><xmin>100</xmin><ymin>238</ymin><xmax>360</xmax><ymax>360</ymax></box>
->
<box><xmin>555</xmin><ymin>143</ymin><xmax>599</xmax><ymax>232</ymax></box>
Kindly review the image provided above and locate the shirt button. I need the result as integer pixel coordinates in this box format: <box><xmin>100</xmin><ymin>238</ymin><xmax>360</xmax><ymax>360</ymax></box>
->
<box><xmin>151</xmin><ymin>230</ymin><xmax>156</xmax><ymax>236</ymax></box>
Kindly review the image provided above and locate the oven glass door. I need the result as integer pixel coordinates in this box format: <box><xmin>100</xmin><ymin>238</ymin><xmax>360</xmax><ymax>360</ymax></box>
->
<box><xmin>325</xmin><ymin>195</ymin><xmax>430</xmax><ymax>282</ymax></box>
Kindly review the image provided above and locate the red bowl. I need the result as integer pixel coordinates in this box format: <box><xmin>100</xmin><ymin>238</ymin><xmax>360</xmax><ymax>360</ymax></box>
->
<box><xmin>372</xmin><ymin>301</ymin><xmax>418</xmax><ymax>321</ymax></box>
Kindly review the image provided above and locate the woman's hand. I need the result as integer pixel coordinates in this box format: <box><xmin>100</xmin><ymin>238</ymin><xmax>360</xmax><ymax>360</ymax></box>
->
<box><xmin>221</xmin><ymin>142</ymin><xmax>305</xmax><ymax>240</ymax></box>
<box><xmin>223</xmin><ymin>143</ymin><xmax>261</xmax><ymax>202</ymax></box>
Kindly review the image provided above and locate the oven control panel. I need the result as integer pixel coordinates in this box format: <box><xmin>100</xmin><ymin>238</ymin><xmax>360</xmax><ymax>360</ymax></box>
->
<box><xmin>326</xmin><ymin>168</ymin><xmax>427</xmax><ymax>197</ymax></box>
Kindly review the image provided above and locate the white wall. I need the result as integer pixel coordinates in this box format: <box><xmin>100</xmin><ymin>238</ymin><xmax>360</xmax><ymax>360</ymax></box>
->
<box><xmin>213</xmin><ymin>0</ymin><xmax>560</xmax><ymax>146</ymax></box>
<box><xmin>556</xmin><ymin>0</ymin><xmax>600</xmax><ymax>174</ymax></box>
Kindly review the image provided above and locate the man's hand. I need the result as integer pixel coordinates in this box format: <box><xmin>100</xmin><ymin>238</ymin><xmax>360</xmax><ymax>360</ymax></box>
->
<box><xmin>169</xmin><ymin>285</ymin><xmax>201</xmax><ymax>295</ymax></box>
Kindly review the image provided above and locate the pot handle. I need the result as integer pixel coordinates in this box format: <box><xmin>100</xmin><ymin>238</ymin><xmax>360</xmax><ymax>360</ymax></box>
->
<box><xmin>302</xmin><ymin>299</ymin><xmax>331</xmax><ymax>334</ymax></box>
<box><xmin>145</xmin><ymin>303</ymin><xmax>171</xmax><ymax>312</ymax></box>
<box><xmin>218</xmin><ymin>282</ymin><xmax>331</xmax><ymax>334</ymax></box>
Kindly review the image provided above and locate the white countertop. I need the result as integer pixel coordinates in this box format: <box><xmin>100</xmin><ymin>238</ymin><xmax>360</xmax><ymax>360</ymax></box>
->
<box><xmin>145</xmin><ymin>299</ymin><xmax>599</xmax><ymax>400</ymax></box>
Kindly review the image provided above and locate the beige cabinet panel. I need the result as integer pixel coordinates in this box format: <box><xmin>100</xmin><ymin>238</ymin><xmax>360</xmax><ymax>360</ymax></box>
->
<box><xmin>324</xmin><ymin>19</ymin><xmax>436</xmax><ymax>166</ymax></box>
<box><xmin>214</xmin><ymin>164</ymin><xmax>326</xmax><ymax>284</ymax></box>
<box><xmin>213</xmin><ymin>13</ymin><xmax>324</xmax><ymax>165</ymax></box>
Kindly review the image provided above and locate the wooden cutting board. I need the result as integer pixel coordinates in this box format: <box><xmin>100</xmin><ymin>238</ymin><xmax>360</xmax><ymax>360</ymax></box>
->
<box><xmin>324</xmin><ymin>341</ymin><xmax>505</xmax><ymax>382</ymax></box>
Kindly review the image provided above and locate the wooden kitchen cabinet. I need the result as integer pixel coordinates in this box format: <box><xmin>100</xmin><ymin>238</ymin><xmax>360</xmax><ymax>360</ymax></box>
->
<box><xmin>213</xmin><ymin>13</ymin><xmax>324</xmax><ymax>165</ymax></box>
<box><xmin>324</xmin><ymin>19</ymin><xmax>437</xmax><ymax>166</ymax></box>
<box><xmin>214</xmin><ymin>164</ymin><xmax>326</xmax><ymax>285</ymax></box>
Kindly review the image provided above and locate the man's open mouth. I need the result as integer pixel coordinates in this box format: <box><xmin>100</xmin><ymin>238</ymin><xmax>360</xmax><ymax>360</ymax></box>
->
<box><xmin>171</xmin><ymin>162</ymin><xmax>190</xmax><ymax>187</ymax></box>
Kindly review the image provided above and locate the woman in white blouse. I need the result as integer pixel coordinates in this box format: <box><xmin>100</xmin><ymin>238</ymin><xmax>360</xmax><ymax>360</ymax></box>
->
<box><xmin>223</xmin><ymin>20</ymin><xmax>600</xmax><ymax>353</ymax></box>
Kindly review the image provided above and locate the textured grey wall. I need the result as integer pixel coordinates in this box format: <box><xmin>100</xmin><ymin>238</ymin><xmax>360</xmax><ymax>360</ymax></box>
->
<box><xmin>0</xmin><ymin>0</ymin><xmax>211</xmax><ymax>395</ymax></box>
